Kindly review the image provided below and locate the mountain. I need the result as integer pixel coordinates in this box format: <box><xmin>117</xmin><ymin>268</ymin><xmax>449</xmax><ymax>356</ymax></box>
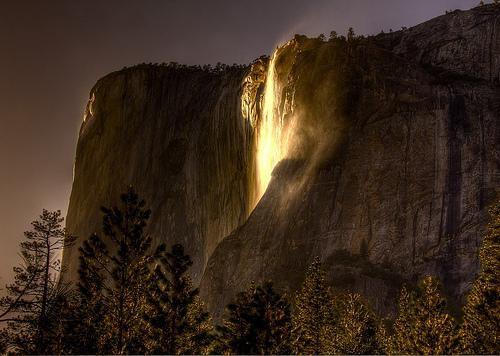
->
<box><xmin>62</xmin><ymin>4</ymin><xmax>500</xmax><ymax>317</ymax></box>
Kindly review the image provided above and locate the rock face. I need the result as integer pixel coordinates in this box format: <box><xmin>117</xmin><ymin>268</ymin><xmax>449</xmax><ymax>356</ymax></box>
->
<box><xmin>63</xmin><ymin>65</ymin><xmax>254</xmax><ymax>283</ymax></box>
<box><xmin>63</xmin><ymin>5</ymin><xmax>500</xmax><ymax>317</ymax></box>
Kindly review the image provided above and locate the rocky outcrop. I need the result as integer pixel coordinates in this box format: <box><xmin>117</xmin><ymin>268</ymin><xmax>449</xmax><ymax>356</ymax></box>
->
<box><xmin>63</xmin><ymin>5</ymin><xmax>500</xmax><ymax>317</ymax></box>
<box><xmin>376</xmin><ymin>5</ymin><xmax>500</xmax><ymax>83</ymax></box>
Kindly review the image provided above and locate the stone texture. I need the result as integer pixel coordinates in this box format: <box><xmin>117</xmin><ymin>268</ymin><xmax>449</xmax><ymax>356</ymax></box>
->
<box><xmin>63</xmin><ymin>65</ymin><xmax>253</xmax><ymax>284</ymax></box>
<box><xmin>376</xmin><ymin>5</ymin><xmax>500</xmax><ymax>83</ymax></box>
<box><xmin>63</xmin><ymin>5</ymin><xmax>500</xmax><ymax>318</ymax></box>
<box><xmin>200</xmin><ymin>5</ymin><xmax>500</xmax><ymax>317</ymax></box>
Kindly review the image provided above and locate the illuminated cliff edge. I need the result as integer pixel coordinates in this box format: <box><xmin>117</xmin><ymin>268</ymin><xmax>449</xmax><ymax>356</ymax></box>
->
<box><xmin>64</xmin><ymin>65</ymin><xmax>254</xmax><ymax>284</ymax></box>
<box><xmin>201</xmin><ymin>4</ymin><xmax>500</xmax><ymax>318</ymax></box>
<box><xmin>255</xmin><ymin>51</ymin><xmax>282</xmax><ymax>203</ymax></box>
<box><xmin>242</xmin><ymin>41</ymin><xmax>311</xmax><ymax>211</ymax></box>
<box><xmin>63</xmin><ymin>5</ymin><xmax>500</xmax><ymax>319</ymax></box>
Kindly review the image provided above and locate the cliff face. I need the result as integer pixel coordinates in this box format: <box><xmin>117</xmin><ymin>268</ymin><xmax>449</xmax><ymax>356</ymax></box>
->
<box><xmin>64</xmin><ymin>5</ymin><xmax>500</xmax><ymax>316</ymax></box>
<box><xmin>200</xmin><ymin>5</ymin><xmax>500</xmax><ymax>317</ymax></box>
<box><xmin>64</xmin><ymin>65</ymin><xmax>254</xmax><ymax>283</ymax></box>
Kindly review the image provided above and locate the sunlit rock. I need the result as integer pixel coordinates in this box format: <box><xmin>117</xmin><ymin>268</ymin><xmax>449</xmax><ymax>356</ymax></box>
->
<box><xmin>63</xmin><ymin>5</ymin><xmax>500</xmax><ymax>318</ymax></box>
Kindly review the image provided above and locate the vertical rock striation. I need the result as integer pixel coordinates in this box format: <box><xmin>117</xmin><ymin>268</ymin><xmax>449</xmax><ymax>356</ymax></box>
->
<box><xmin>64</xmin><ymin>65</ymin><xmax>253</xmax><ymax>283</ymax></box>
<box><xmin>64</xmin><ymin>5</ymin><xmax>500</xmax><ymax>317</ymax></box>
<box><xmin>200</xmin><ymin>5</ymin><xmax>500</xmax><ymax>317</ymax></box>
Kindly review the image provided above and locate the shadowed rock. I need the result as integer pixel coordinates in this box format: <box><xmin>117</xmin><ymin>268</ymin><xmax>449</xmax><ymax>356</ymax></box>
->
<box><xmin>63</xmin><ymin>5</ymin><xmax>500</xmax><ymax>318</ymax></box>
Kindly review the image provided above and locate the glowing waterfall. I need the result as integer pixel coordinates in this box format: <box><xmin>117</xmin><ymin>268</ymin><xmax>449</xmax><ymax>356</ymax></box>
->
<box><xmin>255</xmin><ymin>52</ymin><xmax>283</xmax><ymax>203</ymax></box>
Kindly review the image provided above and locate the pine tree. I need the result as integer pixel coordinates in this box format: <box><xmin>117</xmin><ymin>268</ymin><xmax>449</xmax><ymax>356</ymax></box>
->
<box><xmin>216</xmin><ymin>282</ymin><xmax>292</xmax><ymax>354</ymax></box>
<box><xmin>329</xmin><ymin>30</ymin><xmax>338</xmax><ymax>40</ymax></box>
<box><xmin>347</xmin><ymin>27</ymin><xmax>356</xmax><ymax>41</ymax></box>
<box><xmin>375</xmin><ymin>317</ymin><xmax>393</xmax><ymax>355</ymax></box>
<box><xmin>0</xmin><ymin>210</ymin><xmax>75</xmax><ymax>354</ymax></box>
<box><xmin>459</xmin><ymin>200</ymin><xmax>499</xmax><ymax>354</ymax></box>
<box><xmin>292</xmin><ymin>257</ymin><xmax>336</xmax><ymax>354</ymax></box>
<box><xmin>145</xmin><ymin>243</ymin><xmax>213</xmax><ymax>354</ymax></box>
<box><xmin>73</xmin><ymin>187</ymin><xmax>157</xmax><ymax>354</ymax></box>
<box><xmin>62</xmin><ymin>234</ymin><xmax>109</xmax><ymax>354</ymax></box>
<box><xmin>388</xmin><ymin>276</ymin><xmax>458</xmax><ymax>354</ymax></box>
<box><xmin>326</xmin><ymin>292</ymin><xmax>380</xmax><ymax>354</ymax></box>
<box><xmin>214</xmin><ymin>284</ymin><xmax>254</xmax><ymax>354</ymax></box>
<box><xmin>386</xmin><ymin>286</ymin><xmax>412</xmax><ymax>354</ymax></box>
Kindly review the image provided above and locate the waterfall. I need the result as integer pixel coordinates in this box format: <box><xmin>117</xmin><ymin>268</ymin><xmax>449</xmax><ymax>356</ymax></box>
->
<box><xmin>254</xmin><ymin>50</ymin><xmax>286</xmax><ymax>207</ymax></box>
<box><xmin>242</xmin><ymin>43</ymin><xmax>296</xmax><ymax>212</ymax></box>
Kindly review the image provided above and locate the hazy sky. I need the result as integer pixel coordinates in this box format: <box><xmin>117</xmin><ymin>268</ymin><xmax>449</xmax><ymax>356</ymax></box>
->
<box><xmin>0</xmin><ymin>0</ymin><xmax>480</xmax><ymax>284</ymax></box>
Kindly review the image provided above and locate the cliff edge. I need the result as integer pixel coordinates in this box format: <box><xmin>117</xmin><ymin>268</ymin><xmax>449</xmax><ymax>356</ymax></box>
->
<box><xmin>63</xmin><ymin>5</ymin><xmax>500</xmax><ymax>317</ymax></box>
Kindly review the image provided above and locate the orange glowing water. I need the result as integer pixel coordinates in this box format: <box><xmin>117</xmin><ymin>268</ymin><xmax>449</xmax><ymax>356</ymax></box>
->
<box><xmin>255</xmin><ymin>51</ymin><xmax>283</xmax><ymax>203</ymax></box>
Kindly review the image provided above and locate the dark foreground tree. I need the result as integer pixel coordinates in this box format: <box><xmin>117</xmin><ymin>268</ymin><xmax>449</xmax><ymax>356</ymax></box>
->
<box><xmin>145</xmin><ymin>243</ymin><xmax>213</xmax><ymax>354</ymax></box>
<box><xmin>388</xmin><ymin>276</ymin><xmax>458</xmax><ymax>354</ymax></box>
<box><xmin>71</xmin><ymin>187</ymin><xmax>157</xmax><ymax>354</ymax></box>
<box><xmin>62</xmin><ymin>234</ymin><xmax>108</xmax><ymax>354</ymax></box>
<box><xmin>0</xmin><ymin>210</ymin><xmax>75</xmax><ymax>354</ymax></box>
<box><xmin>459</xmin><ymin>200</ymin><xmax>500</xmax><ymax>354</ymax></box>
<box><xmin>216</xmin><ymin>282</ymin><xmax>292</xmax><ymax>354</ymax></box>
<box><xmin>292</xmin><ymin>257</ymin><xmax>336</xmax><ymax>354</ymax></box>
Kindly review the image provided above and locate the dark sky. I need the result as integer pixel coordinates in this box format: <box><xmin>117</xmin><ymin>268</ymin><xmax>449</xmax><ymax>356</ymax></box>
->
<box><xmin>0</xmin><ymin>0</ymin><xmax>480</xmax><ymax>284</ymax></box>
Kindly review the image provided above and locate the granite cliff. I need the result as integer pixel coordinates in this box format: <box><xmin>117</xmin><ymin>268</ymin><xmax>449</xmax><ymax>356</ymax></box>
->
<box><xmin>63</xmin><ymin>5</ymin><xmax>500</xmax><ymax>317</ymax></box>
<box><xmin>63</xmin><ymin>65</ymin><xmax>253</xmax><ymax>284</ymax></box>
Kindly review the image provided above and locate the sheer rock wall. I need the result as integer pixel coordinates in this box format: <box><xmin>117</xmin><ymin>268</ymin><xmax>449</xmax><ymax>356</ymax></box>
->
<box><xmin>63</xmin><ymin>5</ymin><xmax>500</xmax><ymax>317</ymax></box>
<box><xmin>63</xmin><ymin>65</ymin><xmax>253</xmax><ymax>283</ymax></box>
